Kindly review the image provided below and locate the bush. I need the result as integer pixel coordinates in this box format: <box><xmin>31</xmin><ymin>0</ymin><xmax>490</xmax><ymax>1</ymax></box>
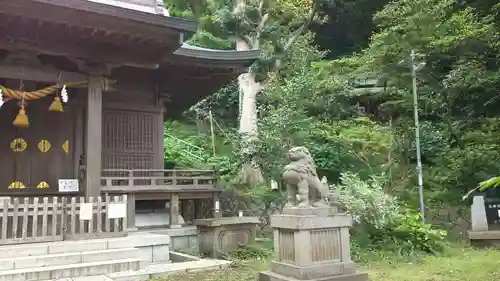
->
<box><xmin>388</xmin><ymin>211</ymin><xmax>447</xmax><ymax>253</ymax></box>
<box><xmin>362</xmin><ymin>211</ymin><xmax>448</xmax><ymax>256</ymax></box>
<box><xmin>331</xmin><ymin>172</ymin><xmax>447</xmax><ymax>255</ymax></box>
<box><xmin>330</xmin><ymin>172</ymin><xmax>401</xmax><ymax>229</ymax></box>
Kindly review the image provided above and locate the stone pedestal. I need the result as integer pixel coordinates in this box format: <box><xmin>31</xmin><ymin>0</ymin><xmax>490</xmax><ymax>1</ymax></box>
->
<box><xmin>259</xmin><ymin>207</ymin><xmax>368</xmax><ymax>281</ymax></box>
<box><xmin>194</xmin><ymin>217</ymin><xmax>260</xmax><ymax>257</ymax></box>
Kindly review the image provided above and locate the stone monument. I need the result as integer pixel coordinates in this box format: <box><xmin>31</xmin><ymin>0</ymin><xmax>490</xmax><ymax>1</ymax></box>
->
<box><xmin>259</xmin><ymin>147</ymin><xmax>368</xmax><ymax>281</ymax></box>
<box><xmin>468</xmin><ymin>195</ymin><xmax>500</xmax><ymax>247</ymax></box>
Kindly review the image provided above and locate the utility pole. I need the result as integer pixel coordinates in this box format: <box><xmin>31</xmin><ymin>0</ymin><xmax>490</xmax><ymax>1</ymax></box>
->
<box><xmin>411</xmin><ymin>50</ymin><xmax>425</xmax><ymax>222</ymax></box>
<box><xmin>209</xmin><ymin>110</ymin><xmax>216</xmax><ymax>162</ymax></box>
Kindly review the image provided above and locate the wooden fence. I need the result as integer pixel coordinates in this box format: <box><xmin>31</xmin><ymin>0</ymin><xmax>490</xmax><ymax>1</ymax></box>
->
<box><xmin>0</xmin><ymin>195</ymin><xmax>128</xmax><ymax>245</ymax></box>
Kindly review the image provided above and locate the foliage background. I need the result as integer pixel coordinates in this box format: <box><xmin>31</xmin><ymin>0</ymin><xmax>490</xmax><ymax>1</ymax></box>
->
<box><xmin>163</xmin><ymin>0</ymin><xmax>500</xmax><ymax>254</ymax></box>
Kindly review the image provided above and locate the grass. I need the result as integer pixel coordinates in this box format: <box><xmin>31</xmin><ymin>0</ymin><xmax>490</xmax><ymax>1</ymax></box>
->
<box><xmin>364</xmin><ymin>246</ymin><xmax>500</xmax><ymax>281</ymax></box>
<box><xmin>154</xmin><ymin>246</ymin><xmax>500</xmax><ymax>281</ymax></box>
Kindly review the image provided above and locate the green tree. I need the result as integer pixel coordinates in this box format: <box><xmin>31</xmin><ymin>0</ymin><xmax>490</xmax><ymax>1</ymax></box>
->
<box><xmin>325</xmin><ymin>0</ymin><xmax>500</xmax><ymax>207</ymax></box>
<box><xmin>166</xmin><ymin>0</ymin><xmax>329</xmax><ymax>185</ymax></box>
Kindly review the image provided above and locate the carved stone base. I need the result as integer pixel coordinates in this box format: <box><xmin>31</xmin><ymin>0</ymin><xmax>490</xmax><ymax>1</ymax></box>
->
<box><xmin>270</xmin><ymin>261</ymin><xmax>358</xmax><ymax>279</ymax></box>
<box><xmin>259</xmin><ymin>207</ymin><xmax>367</xmax><ymax>281</ymax></box>
<box><xmin>259</xmin><ymin>271</ymin><xmax>369</xmax><ymax>281</ymax></box>
<box><xmin>282</xmin><ymin>206</ymin><xmax>337</xmax><ymax>217</ymax></box>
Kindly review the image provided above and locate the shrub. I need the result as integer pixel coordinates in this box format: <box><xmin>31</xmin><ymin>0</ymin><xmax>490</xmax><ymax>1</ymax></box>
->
<box><xmin>330</xmin><ymin>172</ymin><xmax>400</xmax><ymax>229</ymax></box>
<box><xmin>331</xmin><ymin>172</ymin><xmax>447</xmax><ymax>255</ymax></box>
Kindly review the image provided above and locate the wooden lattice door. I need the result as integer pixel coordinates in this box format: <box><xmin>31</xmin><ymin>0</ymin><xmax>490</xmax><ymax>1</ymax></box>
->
<box><xmin>102</xmin><ymin>109</ymin><xmax>158</xmax><ymax>169</ymax></box>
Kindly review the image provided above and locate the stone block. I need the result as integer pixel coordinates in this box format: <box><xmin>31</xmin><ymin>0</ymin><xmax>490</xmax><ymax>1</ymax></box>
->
<box><xmin>15</xmin><ymin>253</ymin><xmax>81</xmax><ymax>270</ymax></box>
<box><xmin>26</xmin><ymin>270</ymin><xmax>52</xmax><ymax>280</ymax></box>
<box><xmin>471</xmin><ymin>196</ymin><xmax>488</xmax><ymax>232</ymax></box>
<box><xmin>189</xmin><ymin>235</ymin><xmax>198</xmax><ymax>248</ymax></box>
<box><xmin>259</xmin><ymin>271</ymin><xmax>369</xmax><ymax>281</ymax></box>
<box><xmin>0</xmin><ymin>259</ymin><xmax>14</xmax><ymax>271</ymax></box>
<box><xmin>194</xmin><ymin>217</ymin><xmax>259</xmax><ymax>227</ymax></box>
<box><xmin>108</xmin><ymin>234</ymin><xmax>170</xmax><ymax>249</ymax></box>
<box><xmin>260</xmin><ymin>207</ymin><xmax>367</xmax><ymax>281</ymax></box>
<box><xmin>108</xmin><ymin>273</ymin><xmax>151</xmax><ymax>281</ymax></box>
<box><xmin>172</xmin><ymin>236</ymin><xmax>190</xmax><ymax>250</ymax></box>
<box><xmin>149</xmin><ymin>226</ymin><xmax>198</xmax><ymax>237</ymax></box>
<box><xmin>2</xmin><ymin>243</ymin><xmax>49</xmax><ymax>259</ymax></box>
<box><xmin>74</xmin><ymin>276</ymin><xmax>114</xmax><ymax>281</ymax></box>
<box><xmin>82</xmin><ymin>248</ymin><xmax>139</xmax><ymax>263</ymax></box>
<box><xmin>282</xmin><ymin>207</ymin><xmax>337</xmax><ymax>217</ymax></box>
<box><xmin>271</xmin><ymin>261</ymin><xmax>357</xmax><ymax>280</ymax></box>
<box><xmin>152</xmin><ymin>245</ymin><xmax>170</xmax><ymax>262</ymax></box>
<box><xmin>136</xmin><ymin>247</ymin><xmax>153</xmax><ymax>263</ymax></box>
<box><xmin>48</xmin><ymin>240</ymin><xmax>108</xmax><ymax>254</ymax></box>
<box><xmin>194</xmin><ymin>217</ymin><xmax>260</xmax><ymax>258</ymax></box>
<box><xmin>271</xmin><ymin>213</ymin><xmax>351</xmax><ymax>230</ymax></box>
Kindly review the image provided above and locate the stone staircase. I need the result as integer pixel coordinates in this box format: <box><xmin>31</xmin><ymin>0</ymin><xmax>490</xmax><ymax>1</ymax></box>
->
<box><xmin>0</xmin><ymin>233</ymin><xmax>170</xmax><ymax>281</ymax></box>
<box><xmin>0</xmin><ymin>233</ymin><xmax>232</xmax><ymax>281</ymax></box>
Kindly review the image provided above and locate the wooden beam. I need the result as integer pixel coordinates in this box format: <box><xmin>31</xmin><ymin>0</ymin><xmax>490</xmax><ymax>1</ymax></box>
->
<box><xmin>126</xmin><ymin>194</ymin><xmax>137</xmax><ymax>231</ymax></box>
<box><xmin>84</xmin><ymin>75</ymin><xmax>103</xmax><ymax>198</ymax></box>
<box><xmin>0</xmin><ymin>38</ymin><xmax>162</xmax><ymax>70</ymax></box>
<box><xmin>0</xmin><ymin>64</ymin><xmax>87</xmax><ymax>83</ymax></box>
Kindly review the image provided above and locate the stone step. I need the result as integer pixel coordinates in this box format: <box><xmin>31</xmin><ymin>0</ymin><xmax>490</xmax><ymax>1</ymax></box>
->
<box><xmin>49</xmin><ymin>276</ymin><xmax>113</xmax><ymax>281</ymax></box>
<box><xmin>0</xmin><ymin>233</ymin><xmax>170</xmax><ymax>259</ymax></box>
<box><xmin>0</xmin><ymin>258</ymin><xmax>140</xmax><ymax>281</ymax></box>
<box><xmin>107</xmin><ymin>259</ymin><xmax>232</xmax><ymax>281</ymax></box>
<box><xmin>0</xmin><ymin>248</ymin><xmax>138</xmax><ymax>271</ymax></box>
<box><xmin>0</xmin><ymin>239</ymin><xmax>111</xmax><ymax>259</ymax></box>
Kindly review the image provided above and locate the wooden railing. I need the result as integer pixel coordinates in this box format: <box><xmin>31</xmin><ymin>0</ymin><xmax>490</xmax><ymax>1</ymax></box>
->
<box><xmin>100</xmin><ymin>169</ymin><xmax>217</xmax><ymax>192</ymax></box>
<box><xmin>0</xmin><ymin>195</ymin><xmax>128</xmax><ymax>245</ymax></box>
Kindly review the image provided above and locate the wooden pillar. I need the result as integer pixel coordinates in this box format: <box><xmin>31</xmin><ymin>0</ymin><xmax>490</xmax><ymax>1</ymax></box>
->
<box><xmin>126</xmin><ymin>194</ymin><xmax>137</xmax><ymax>231</ymax></box>
<box><xmin>213</xmin><ymin>192</ymin><xmax>222</xmax><ymax>218</ymax></box>
<box><xmin>169</xmin><ymin>193</ymin><xmax>181</xmax><ymax>228</ymax></box>
<box><xmin>181</xmin><ymin>199</ymin><xmax>190</xmax><ymax>224</ymax></box>
<box><xmin>84</xmin><ymin>75</ymin><xmax>103</xmax><ymax>198</ymax></box>
<box><xmin>194</xmin><ymin>199</ymin><xmax>202</xmax><ymax>219</ymax></box>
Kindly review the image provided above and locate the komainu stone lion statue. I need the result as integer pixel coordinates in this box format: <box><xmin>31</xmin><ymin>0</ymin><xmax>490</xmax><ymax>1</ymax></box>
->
<box><xmin>282</xmin><ymin>146</ymin><xmax>330</xmax><ymax>208</ymax></box>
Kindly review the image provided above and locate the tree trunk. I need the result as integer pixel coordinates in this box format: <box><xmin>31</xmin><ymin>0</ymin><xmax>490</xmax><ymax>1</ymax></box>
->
<box><xmin>238</xmin><ymin>72</ymin><xmax>264</xmax><ymax>185</ymax></box>
<box><xmin>236</xmin><ymin>38</ymin><xmax>264</xmax><ymax>185</ymax></box>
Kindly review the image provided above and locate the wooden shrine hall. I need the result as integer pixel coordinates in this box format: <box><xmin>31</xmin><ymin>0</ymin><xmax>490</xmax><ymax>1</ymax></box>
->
<box><xmin>0</xmin><ymin>0</ymin><xmax>259</xmax><ymax>244</ymax></box>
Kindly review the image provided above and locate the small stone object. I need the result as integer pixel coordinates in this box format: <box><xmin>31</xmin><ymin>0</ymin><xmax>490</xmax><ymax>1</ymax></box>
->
<box><xmin>282</xmin><ymin>147</ymin><xmax>330</xmax><ymax>208</ymax></box>
<box><xmin>471</xmin><ymin>196</ymin><xmax>488</xmax><ymax>232</ymax></box>
<box><xmin>321</xmin><ymin>176</ymin><xmax>328</xmax><ymax>185</ymax></box>
<box><xmin>271</xmin><ymin>180</ymin><xmax>279</xmax><ymax>190</ymax></box>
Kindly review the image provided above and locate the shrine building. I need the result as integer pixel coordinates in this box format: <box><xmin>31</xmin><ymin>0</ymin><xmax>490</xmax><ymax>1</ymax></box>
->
<box><xmin>0</xmin><ymin>0</ymin><xmax>259</xmax><ymax>244</ymax></box>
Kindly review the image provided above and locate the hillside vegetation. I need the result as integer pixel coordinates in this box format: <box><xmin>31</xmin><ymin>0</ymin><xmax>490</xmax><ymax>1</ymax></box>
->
<box><xmin>162</xmin><ymin>0</ymin><xmax>500</xmax><ymax>279</ymax></box>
